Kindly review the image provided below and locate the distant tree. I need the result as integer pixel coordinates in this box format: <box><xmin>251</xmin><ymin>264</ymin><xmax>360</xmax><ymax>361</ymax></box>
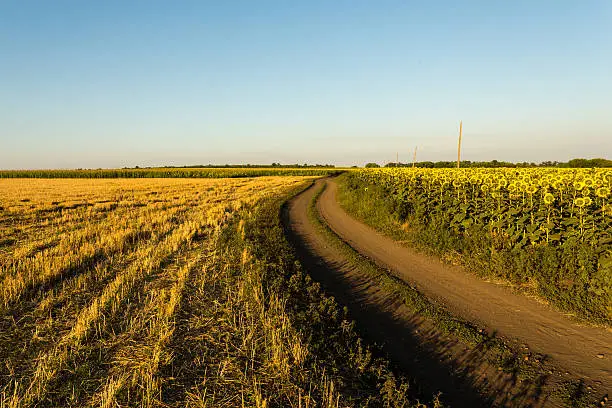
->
<box><xmin>568</xmin><ymin>158</ymin><xmax>612</xmax><ymax>168</ymax></box>
<box><xmin>590</xmin><ymin>158</ymin><xmax>612</xmax><ymax>167</ymax></box>
<box><xmin>432</xmin><ymin>161</ymin><xmax>454</xmax><ymax>168</ymax></box>
<box><xmin>365</xmin><ymin>163</ymin><xmax>380</xmax><ymax>168</ymax></box>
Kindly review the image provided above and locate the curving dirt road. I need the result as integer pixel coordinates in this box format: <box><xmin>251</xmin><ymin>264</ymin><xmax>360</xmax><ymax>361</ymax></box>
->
<box><xmin>286</xmin><ymin>178</ymin><xmax>611</xmax><ymax>406</ymax></box>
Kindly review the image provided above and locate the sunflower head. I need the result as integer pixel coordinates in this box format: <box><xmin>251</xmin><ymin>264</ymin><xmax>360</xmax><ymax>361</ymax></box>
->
<box><xmin>583</xmin><ymin>177</ymin><xmax>595</xmax><ymax>187</ymax></box>
<box><xmin>573</xmin><ymin>181</ymin><xmax>585</xmax><ymax>191</ymax></box>
<box><xmin>543</xmin><ymin>193</ymin><xmax>555</xmax><ymax>205</ymax></box>
<box><xmin>582</xmin><ymin>188</ymin><xmax>591</xmax><ymax>197</ymax></box>
<box><xmin>596</xmin><ymin>187</ymin><xmax>610</xmax><ymax>198</ymax></box>
<box><xmin>574</xmin><ymin>197</ymin><xmax>586</xmax><ymax>208</ymax></box>
<box><xmin>583</xmin><ymin>196</ymin><xmax>593</xmax><ymax>207</ymax></box>
<box><xmin>539</xmin><ymin>179</ymin><xmax>550</xmax><ymax>188</ymax></box>
<box><xmin>552</xmin><ymin>180</ymin><xmax>563</xmax><ymax>190</ymax></box>
<box><xmin>525</xmin><ymin>185</ymin><xmax>538</xmax><ymax>195</ymax></box>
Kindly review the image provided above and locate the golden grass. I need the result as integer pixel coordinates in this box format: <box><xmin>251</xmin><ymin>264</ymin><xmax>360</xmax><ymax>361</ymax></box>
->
<box><xmin>0</xmin><ymin>177</ymin><xmax>313</xmax><ymax>407</ymax></box>
<box><xmin>0</xmin><ymin>176</ymin><xmax>432</xmax><ymax>407</ymax></box>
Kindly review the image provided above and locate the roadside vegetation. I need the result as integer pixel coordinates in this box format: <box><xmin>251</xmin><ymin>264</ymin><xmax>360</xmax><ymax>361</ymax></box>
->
<box><xmin>0</xmin><ymin>176</ymin><xmax>439</xmax><ymax>407</ymax></box>
<box><xmin>337</xmin><ymin>168</ymin><xmax>611</xmax><ymax>325</ymax></box>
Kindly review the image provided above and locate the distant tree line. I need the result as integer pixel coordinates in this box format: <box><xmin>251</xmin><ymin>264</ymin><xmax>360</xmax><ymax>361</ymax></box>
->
<box><xmin>368</xmin><ymin>158</ymin><xmax>611</xmax><ymax>168</ymax></box>
<box><xmin>0</xmin><ymin>168</ymin><xmax>338</xmax><ymax>179</ymax></box>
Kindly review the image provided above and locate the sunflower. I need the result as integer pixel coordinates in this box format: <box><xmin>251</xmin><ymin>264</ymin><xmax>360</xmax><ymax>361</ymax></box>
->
<box><xmin>583</xmin><ymin>196</ymin><xmax>593</xmax><ymax>207</ymax></box>
<box><xmin>551</xmin><ymin>180</ymin><xmax>564</xmax><ymax>190</ymax></box>
<box><xmin>603</xmin><ymin>203</ymin><xmax>612</xmax><ymax>216</ymax></box>
<box><xmin>525</xmin><ymin>185</ymin><xmax>538</xmax><ymax>195</ymax></box>
<box><xmin>574</xmin><ymin>197</ymin><xmax>586</xmax><ymax>208</ymax></box>
<box><xmin>583</xmin><ymin>177</ymin><xmax>595</xmax><ymax>188</ymax></box>
<box><xmin>582</xmin><ymin>188</ymin><xmax>591</xmax><ymax>197</ymax></box>
<box><xmin>480</xmin><ymin>184</ymin><xmax>490</xmax><ymax>192</ymax></box>
<box><xmin>452</xmin><ymin>179</ymin><xmax>462</xmax><ymax>188</ymax></box>
<box><xmin>543</xmin><ymin>193</ymin><xmax>555</xmax><ymax>205</ymax></box>
<box><xmin>596</xmin><ymin>187</ymin><xmax>610</xmax><ymax>198</ymax></box>
<box><xmin>573</xmin><ymin>181</ymin><xmax>585</xmax><ymax>191</ymax></box>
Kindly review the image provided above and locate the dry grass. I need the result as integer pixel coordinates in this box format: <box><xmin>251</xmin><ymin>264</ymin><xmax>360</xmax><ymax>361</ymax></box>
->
<box><xmin>0</xmin><ymin>177</ymin><xmax>436</xmax><ymax>407</ymax></box>
<box><xmin>0</xmin><ymin>177</ymin><xmax>313</xmax><ymax>407</ymax></box>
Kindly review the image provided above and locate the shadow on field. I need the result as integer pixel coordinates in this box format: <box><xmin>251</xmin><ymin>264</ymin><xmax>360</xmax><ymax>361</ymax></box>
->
<box><xmin>281</xmin><ymin>183</ymin><xmax>554</xmax><ymax>408</ymax></box>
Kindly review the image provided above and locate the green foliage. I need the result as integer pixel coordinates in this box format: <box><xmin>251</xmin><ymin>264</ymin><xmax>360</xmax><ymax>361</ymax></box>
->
<box><xmin>566</xmin><ymin>158</ymin><xmax>612</xmax><ymax>168</ymax></box>
<box><xmin>554</xmin><ymin>380</ymin><xmax>593</xmax><ymax>408</ymax></box>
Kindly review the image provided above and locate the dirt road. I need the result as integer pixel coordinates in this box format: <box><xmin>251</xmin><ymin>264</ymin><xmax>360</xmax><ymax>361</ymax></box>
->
<box><xmin>285</xmin><ymin>178</ymin><xmax>611</xmax><ymax>407</ymax></box>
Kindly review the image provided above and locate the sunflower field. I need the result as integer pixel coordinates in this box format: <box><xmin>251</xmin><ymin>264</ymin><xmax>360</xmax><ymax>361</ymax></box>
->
<box><xmin>341</xmin><ymin>168</ymin><xmax>612</xmax><ymax>323</ymax></box>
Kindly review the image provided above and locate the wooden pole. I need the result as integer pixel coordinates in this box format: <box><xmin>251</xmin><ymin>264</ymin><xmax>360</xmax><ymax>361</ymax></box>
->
<box><xmin>396</xmin><ymin>152</ymin><xmax>399</xmax><ymax>167</ymax></box>
<box><xmin>412</xmin><ymin>146</ymin><xmax>417</xmax><ymax>168</ymax></box>
<box><xmin>457</xmin><ymin>120</ymin><xmax>463</xmax><ymax>168</ymax></box>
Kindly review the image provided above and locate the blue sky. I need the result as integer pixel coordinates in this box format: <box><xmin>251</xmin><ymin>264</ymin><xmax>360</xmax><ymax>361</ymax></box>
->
<box><xmin>1</xmin><ymin>1</ymin><xmax>611</xmax><ymax>168</ymax></box>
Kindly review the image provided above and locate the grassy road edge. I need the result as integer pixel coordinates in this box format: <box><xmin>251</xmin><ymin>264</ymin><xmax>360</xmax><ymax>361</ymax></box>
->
<box><xmin>222</xmin><ymin>178</ymin><xmax>443</xmax><ymax>407</ymax></box>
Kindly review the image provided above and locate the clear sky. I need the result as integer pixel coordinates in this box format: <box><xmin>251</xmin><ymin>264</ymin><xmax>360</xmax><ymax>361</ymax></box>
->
<box><xmin>1</xmin><ymin>1</ymin><xmax>611</xmax><ymax>169</ymax></box>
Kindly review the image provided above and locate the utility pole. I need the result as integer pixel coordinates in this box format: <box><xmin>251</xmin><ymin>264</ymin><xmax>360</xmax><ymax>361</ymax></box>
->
<box><xmin>396</xmin><ymin>152</ymin><xmax>399</xmax><ymax>167</ymax></box>
<box><xmin>457</xmin><ymin>120</ymin><xmax>463</xmax><ymax>168</ymax></box>
<box><xmin>412</xmin><ymin>146</ymin><xmax>417</xmax><ymax>168</ymax></box>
